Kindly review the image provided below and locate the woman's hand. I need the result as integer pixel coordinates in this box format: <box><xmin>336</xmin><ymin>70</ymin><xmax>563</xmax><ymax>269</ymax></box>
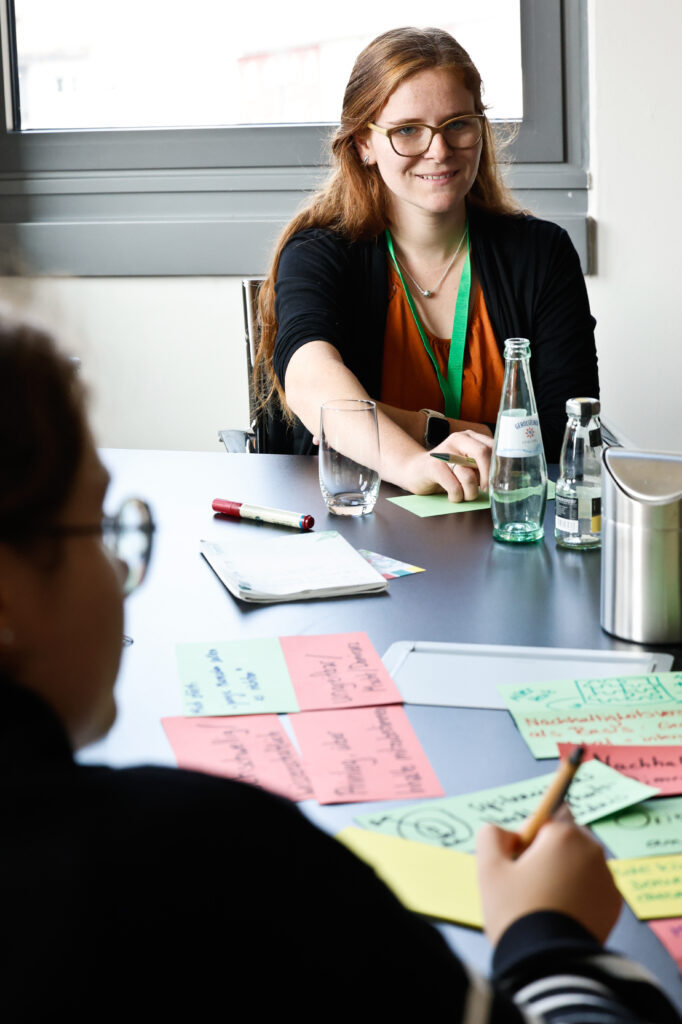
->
<box><xmin>401</xmin><ymin>429</ymin><xmax>493</xmax><ymax>500</ymax></box>
<box><xmin>476</xmin><ymin>813</ymin><xmax>622</xmax><ymax>947</ymax></box>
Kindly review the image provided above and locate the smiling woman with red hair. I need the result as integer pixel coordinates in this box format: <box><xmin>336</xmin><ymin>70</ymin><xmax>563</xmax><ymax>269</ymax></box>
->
<box><xmin>255</xmin><ymin>27</ymin><xmax>598</xmax><ymax>496</ymax></box>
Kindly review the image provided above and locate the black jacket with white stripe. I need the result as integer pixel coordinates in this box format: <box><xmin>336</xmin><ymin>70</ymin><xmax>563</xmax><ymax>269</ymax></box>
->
<box><xmin>1</xmin><ymin>678</ymin><xmax>677</xmax><ymax>1021</ymax></box>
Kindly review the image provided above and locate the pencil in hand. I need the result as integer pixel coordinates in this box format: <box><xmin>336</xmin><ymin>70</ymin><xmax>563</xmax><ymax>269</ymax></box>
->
<box><xmin>515</xmin><ymin>745</ymin><xmax>585</xmax><ymax>853</ymax></box>
<box><xmin>429</xmin><ymin>452</ymin><xmax>478</xmax><ymax>468</ymax></box>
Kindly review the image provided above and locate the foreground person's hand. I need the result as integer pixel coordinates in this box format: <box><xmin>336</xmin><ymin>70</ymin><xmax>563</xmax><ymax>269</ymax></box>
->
<box><xmin>476</xmin><ymin>816</ymin><xmax>622</xmax><ymax>947</ymax></box>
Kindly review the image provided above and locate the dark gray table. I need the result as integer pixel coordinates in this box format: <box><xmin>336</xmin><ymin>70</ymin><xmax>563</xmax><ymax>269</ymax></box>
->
<box><xmin>85</xmin><ymin>450</ymin><xmax>682</xmax><ymax>1005</ymax></box>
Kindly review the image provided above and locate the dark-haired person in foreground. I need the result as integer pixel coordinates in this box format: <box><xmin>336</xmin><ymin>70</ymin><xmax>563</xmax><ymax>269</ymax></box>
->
<box><xmin>0</xmin><ymin>311</ymin><xmax>677</xmax><ymax>1021</ymax></box>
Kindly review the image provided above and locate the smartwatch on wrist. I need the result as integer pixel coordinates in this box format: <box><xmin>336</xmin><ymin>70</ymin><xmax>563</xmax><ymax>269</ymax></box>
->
<box><xmin>420</xmin><ymin>408</ymin><xmax>450</xmax><ymax>449</ymax></box>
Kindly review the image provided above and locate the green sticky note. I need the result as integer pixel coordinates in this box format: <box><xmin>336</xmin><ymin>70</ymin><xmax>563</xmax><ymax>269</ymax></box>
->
<box><xmin>354</xmin><ymin>759</ymin><xmax>656</xmax><ymax>852</ymax></box>
<box><xmin>177</xmin><ymin>638</ymin><xmax>299</xmax><ymax>716</ymax></box>
<box><xmin>592</xmin><ymin>796</ymin><xmax>682</xmax><ymax>859</ymax></box>
<box><xmin>567</xmin><ymin>758</ymin><xmax>660</xmax><ymax>822</ymax></box>
<box><xmin>388</xmin><ymin>492</ymin><xmax>491</xmax><ymax>517</ymax></box>
<box><xmin>388</xmin><ymin>481</ymin><xmax>554</xmax><ymax>518</ymax></box>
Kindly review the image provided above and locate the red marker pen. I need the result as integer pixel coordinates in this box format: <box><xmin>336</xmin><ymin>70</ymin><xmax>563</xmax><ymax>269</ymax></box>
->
<box><xmin>212</xmin><ymin>499</ymin><xmax>314</xmax><ymax>531</ymax></box>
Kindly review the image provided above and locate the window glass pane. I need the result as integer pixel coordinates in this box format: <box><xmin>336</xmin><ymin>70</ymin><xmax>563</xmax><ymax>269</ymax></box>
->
<box><xmin>13</xmin><ymin>0</ymin><xmax>521</xmax><ymax>130</ymax></box>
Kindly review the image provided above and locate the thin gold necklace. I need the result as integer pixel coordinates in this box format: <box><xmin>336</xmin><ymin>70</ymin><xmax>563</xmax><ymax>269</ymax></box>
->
<box><xmin>394</xmin><ymin>228</ymin><xmax>467</xmax><ymax>298</ymax></box>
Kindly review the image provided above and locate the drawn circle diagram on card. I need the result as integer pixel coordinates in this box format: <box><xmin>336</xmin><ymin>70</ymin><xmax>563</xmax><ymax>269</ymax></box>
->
<box><xmin>612</xmin><ymin>807</ymin><xmax>651</xmax><ymax>830</ymax></box>
<box><xmin>395</xmin><ymin>808</ymin><xmax>473</xmax><ymax>848</ymax></box>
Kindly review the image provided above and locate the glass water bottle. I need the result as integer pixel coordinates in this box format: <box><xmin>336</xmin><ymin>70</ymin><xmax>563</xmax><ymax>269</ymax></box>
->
<box><xmin>490</xmin><ymin>338</ymin><xmax>548</xmax><ymax>543</ymax></box>
<box><xmin>555</xmin><ymin>397</ymin><xmax>602</xmax><ymax>550</ymax></box>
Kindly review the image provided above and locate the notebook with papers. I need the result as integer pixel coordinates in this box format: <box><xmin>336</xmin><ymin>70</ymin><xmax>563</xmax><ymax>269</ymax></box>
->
<box><xmin>200</xmin><ymin>530</ymin><xmax>388</xmax><ymax>603</ymax></box>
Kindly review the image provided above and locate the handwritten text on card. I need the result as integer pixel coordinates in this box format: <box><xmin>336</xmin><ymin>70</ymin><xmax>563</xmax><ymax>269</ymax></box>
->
<box><xmin>355</xmin><ymin>760</ymin><xmax>657</xmax><ymax>852</ymax></box>
<box><xmin>177</xmin><ymin>632</ymin><xmax>401</xmax><ymax>717</ymax></box>
<box><xmin>559</xmin><ymin>743</ymin><xmax>682</xmax><ymax>796</ymax></box>
<box><xmin>591</xmin><ymin>797</ymin><xmax>682</xmax><ymax>860</ymax></box>
<box><xmin>290</xmin><ymin>705</ymin><xmax>443</xmax><ymax>805</ymax></box>
<box><xmin>609</xmin><ymin>854</ymin><xmax>682</xmax><ymax>920</ymax></box>
<box><xmin>279</xmin><ymin>632</ymin><xmax>401</xmax><ymax>711</ymax></box>
<box><xmin>161</xmin><ymin>715</ymin><xmax>313</xmax><ymax>802</ymax></box>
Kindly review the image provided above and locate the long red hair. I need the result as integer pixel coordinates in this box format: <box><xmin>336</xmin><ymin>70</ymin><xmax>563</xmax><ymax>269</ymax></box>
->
<box><xmin>254</xmin><ymin>26</ymin><xmax>520</xmax><ymax>415</ymax></box>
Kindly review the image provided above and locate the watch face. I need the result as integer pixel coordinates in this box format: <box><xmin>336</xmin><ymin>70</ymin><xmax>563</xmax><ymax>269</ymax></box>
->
<box><xmin>427</xmin><ymin>415</ymin><xmax>450</xmax><ymax>448</ymax></box>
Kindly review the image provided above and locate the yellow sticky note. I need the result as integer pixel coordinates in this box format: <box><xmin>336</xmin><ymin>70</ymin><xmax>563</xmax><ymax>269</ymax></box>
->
<box><xmin>336</xmin><ymin>826</ymin><xmax>482</xmax><ymax>929</ymax></box>
<box><xmin>608</xmin><ymin>854</ymin><xmax>682</xmax><ymax>920</ymax></box>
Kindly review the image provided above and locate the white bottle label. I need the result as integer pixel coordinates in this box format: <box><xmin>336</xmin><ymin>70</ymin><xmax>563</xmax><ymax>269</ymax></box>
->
<box><xmin>495</xmin><ymin>411</ymin><xmax>543</xmax><ymax>457</ymax></box>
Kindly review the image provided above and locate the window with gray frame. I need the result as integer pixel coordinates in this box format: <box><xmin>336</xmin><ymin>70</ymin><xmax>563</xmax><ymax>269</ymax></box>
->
<box><xmin>0</xmin><ymin>0</ymin><xmax>590</xmax><ymax>276</ymax></box>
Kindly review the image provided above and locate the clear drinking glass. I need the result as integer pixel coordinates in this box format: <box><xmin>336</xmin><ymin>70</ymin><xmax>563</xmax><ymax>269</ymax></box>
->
<box><xmin>319</xmin><ymin>399</ymin><xmax>381</xmax><ymax>516</ymax></box>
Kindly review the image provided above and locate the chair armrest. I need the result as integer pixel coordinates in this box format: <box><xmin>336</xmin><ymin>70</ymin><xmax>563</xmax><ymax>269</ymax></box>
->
<box><xmin>600</xmin><ymin>417</ymin><xmax>637</xmax><ymax>450</ymax></box>
<box><xmin>218</xmin><ymin>429</ymin><xmax>256</xmax><ymax>453</ymax></box>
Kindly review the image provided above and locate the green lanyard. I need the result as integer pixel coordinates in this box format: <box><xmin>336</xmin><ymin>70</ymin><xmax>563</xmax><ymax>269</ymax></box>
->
<box><xmin>385</xmin><ymin>225</ymin><xmax>470</xmax><ymax>420</ymax></box>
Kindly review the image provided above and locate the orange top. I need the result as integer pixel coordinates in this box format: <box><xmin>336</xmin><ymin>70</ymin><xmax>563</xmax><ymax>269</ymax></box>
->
<box><xmin>380</xmin><ymin>262</ymin><xmax>504</xmax><ymax>424</ymax></box>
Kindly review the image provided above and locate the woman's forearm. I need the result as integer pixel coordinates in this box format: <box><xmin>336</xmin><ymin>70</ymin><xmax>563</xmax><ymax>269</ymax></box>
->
<box><xmin>285</xmin><ymin>342</ymin><xmax>428</xmax><ymax>487</ymax></box>
<box><xmin>284</xmin><ymin>342</ymin><xmax>492</xmax><ymax>498</ymax></box>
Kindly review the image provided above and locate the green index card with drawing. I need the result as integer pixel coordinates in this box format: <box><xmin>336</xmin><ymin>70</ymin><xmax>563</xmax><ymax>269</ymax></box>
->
<box><xmin>499</xmin><ymin>673</ymin><xmax>682</xmax><ymax>757</ymax></box>
<box><xmin>355</xmin><ymin>759</ymin><xmax>657</xmax><ymax>852</ymax></box>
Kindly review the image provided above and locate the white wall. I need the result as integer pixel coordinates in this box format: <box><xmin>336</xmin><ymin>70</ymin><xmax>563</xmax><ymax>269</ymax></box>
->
<box><xmin>2</xmin><ymin>0</ymin><xmax>682</xmax><ymax>454</ymax></box>
<box><xmin>586</xmin><ymin>0</ymin><xmax>682</xmax><ymax>450</ymax></box>
<box><xmin>0</xmin><ymin>275</ymin><xmax>249</xmax><ymax>451</ymax></box>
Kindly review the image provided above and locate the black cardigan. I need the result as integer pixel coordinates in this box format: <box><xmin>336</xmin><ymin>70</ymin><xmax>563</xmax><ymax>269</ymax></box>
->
<box><xmin>272</xmin><ymin>205</ymin><xmax>599</xmax><ymax>461</ymax></box>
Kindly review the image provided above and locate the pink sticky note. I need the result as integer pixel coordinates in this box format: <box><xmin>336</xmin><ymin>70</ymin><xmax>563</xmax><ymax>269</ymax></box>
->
<box><xmin>649</xmin><ymin>918</ymin><xmax>682</xmax><ymax>972</ymax></box>
<box><xmin>279</xmin><ymin>631</ymin><xmax>402</xmax><ymax>711</ymax></box>
<box><xmin>558</xmin><ymin>743</ymin><xmax>682</xmax><ymax>796</ymax></box>
<box><xmin>289</xmin><ymin>704</ymin><xmax>443</xmax><ymax>805</ymax></box>
<box><xmin>162</xmin><ymin>715</ymin><xmax>313</xmax><ymax>802</ymax></box>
